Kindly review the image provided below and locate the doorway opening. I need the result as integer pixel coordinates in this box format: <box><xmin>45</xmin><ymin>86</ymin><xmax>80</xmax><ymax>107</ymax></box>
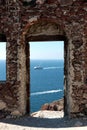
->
<box><xmin>29</xmin><ymin>41</ymin><xmax>64</xmax><ymax>118</ymax></box>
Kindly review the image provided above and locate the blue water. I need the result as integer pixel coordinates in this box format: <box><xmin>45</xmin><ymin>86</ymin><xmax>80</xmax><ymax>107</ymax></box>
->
<box><xmin>0</xmin><ymin>60</ymin><xmax>6</xmax><ymax>81</ymax></box>
<box><xmin>0</xmin><ymin>60</ymin><xmax>64</xmax><ymax>113</ymax></box>
<box><xmin>30</xmin><ymin>60</ymin><xmax>64</xmax><ymax>113</ymax></box>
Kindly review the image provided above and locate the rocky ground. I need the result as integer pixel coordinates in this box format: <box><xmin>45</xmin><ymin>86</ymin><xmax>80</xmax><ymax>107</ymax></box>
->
<box><xmin>41</xmin><ymin>98</ymin><xmax>64</xmax><ymax>111</ymax></box>
<box><xmin>31</xmin><ymin>110</ymin><xmax>64</xmax><ymax>118</ymax></box>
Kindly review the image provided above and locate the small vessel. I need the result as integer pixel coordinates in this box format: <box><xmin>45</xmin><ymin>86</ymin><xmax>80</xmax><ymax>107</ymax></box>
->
<box><xmin>34</xmin><ymin>66</ymin><xmax>43</xmax><ymax>70</ymax></box>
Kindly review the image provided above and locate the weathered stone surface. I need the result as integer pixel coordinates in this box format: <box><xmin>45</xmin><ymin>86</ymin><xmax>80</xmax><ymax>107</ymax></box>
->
<box><xmin>11</xmin><ymin>110</ymin><xmax>22</xmax><ymax>116</ymax></box>
<box><xmin>0</xmin><ymin>0</ymin><xmax>87</xmax><ymax>118</ymax></box>
<box><xmin>58</xmin><ymin>0</ymin><xmax>73</xmax><ymax>6</ymax></box>
<box><xmin>36</xmin><ymin>0</ymin><xmax>46</xmax><ymax>5</ymax></box>
<box><xmin>0</xmin><ymin>100</ymin><xmax>6</xmax><ymax>110</ymax></box>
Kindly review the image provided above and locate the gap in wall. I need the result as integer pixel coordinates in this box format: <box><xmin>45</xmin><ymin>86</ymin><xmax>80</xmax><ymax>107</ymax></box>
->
<box><xmin>0</xmin><ymin>42</ymin><xmax>6</xmax><ymax>81</ymax></box>
<box><xmin>29</xmin><ymin>41</ymin><xmax>64</xmax><ymax>118</ymax></box>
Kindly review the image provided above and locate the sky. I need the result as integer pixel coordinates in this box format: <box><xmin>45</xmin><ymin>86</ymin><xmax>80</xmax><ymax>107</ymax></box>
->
<box><xmin>0</xmin><ymin>42</ymin><xmax>6</xmax><ymax>60</ymax></box>
<box><xmin>0</xmin><ymin>41</ymin><xmax>64</xmax><ymax>60</ymax></box>
<box><xmin>30</xmin><ymin>41</ymin><xmax>64</xmax><ymax>60</ymax></box>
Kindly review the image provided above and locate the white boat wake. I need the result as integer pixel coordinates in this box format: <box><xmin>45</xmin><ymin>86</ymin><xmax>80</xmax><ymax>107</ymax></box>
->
<box><xmin>31</xmin><ymin>89</ymin><xmax>63</xmax><ymax>96</ymax></box>
<box><xmin>43</xmin><ymin>67</ymin><xmax>63</xmax><ymax>70</ymax></box>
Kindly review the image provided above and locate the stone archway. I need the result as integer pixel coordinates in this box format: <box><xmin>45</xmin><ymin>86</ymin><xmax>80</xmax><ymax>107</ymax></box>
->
<box><xmin>18</xmin><ymin>19</ymin><xmax>70</xmax><ymax>116</ymax></box>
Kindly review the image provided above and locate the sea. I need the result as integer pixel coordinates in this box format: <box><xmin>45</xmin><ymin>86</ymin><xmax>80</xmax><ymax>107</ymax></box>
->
<box><xmin>0</xmin><ymin>59</ymin><xmax>64</xmax><ymax>113</ymax></box>
<box><xmin>30</xmin><ymin>59</ymin><xmax>64</xmax><ymax>113</ymax></box>
<box><xmin>0</xmin><ymin>60</ymin><xmax>6</xmax><ymax>81</ymax></box>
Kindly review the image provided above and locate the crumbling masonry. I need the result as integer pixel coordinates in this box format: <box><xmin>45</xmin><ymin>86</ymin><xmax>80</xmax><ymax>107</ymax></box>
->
<box><xmin>0</xmin><ymin>0</ymin><xmax>87</xmax><ymax>118</ymax></box>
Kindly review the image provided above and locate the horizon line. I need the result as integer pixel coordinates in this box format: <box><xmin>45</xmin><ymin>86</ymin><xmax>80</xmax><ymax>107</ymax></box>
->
<box><xmin>0</xmin><ymin>58</ymin><xmax>64</xmax><ymax>60</ymax></box>
<box><xmin>0</xmin><ymin>58</ymin><xmax>64</xmax><ymax>61</ymax></box>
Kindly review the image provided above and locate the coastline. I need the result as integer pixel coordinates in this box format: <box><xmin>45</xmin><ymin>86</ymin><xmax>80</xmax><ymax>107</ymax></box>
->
<box><xmin>31</xmin><ymin>110</ymin><xmax>64</xmax><ymax>118</ymax></box>
<box><xmin>31</xmin><ymin>98</ymin><xmax>64</xmax><ymax>118</ymax></box>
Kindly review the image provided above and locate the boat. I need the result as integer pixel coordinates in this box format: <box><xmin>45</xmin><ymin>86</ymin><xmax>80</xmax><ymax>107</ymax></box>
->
<box><xmin>34</xmin><ymin>66</ymin><xmax>43</xmax><ymax>70</ymax></box>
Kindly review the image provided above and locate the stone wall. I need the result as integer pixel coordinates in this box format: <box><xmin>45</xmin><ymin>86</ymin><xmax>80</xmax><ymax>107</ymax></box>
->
<box><xmin>0</xmin><ymin>0</ymin><xmax>87</xmax><ymax>118</ymax></box>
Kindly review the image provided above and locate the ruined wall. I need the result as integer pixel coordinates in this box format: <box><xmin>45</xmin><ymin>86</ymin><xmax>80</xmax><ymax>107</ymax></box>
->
<box><xmin>0</xmin><ymin>0</ymin><xmax>87</xmax><ymax>118</ymax></box>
